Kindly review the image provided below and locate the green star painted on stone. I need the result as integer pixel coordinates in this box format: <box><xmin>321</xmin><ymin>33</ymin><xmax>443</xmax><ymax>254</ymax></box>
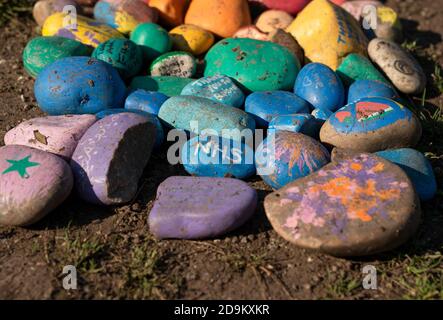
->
<box><xmin>2</xmin><ymin>155</ymin><xmax>40</xmax><ymax>179</ymax></box>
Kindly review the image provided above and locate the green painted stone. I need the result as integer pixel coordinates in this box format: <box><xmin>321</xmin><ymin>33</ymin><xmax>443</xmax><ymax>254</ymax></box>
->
<box><xmin>150</xmin><ymin>51</ymin><xmax>197</xmax><ymax>78</ymax></box>
<box><xmin>130</xmin><ymin>22</ymin><xmax>172</xmax><ymax>61</ymax></box>
<box><xmin>130</xmin><ymin>76</ymin><xmax>194</xmax><ymax>96</ymax></box>
<box><xmin>336</xmin><ymin>53</ymin><xmax>390</xmax><ymax>86</ymax></box>
<box><xmin>23</xmin><ymin>36</ymin><xmax>91</xmax><ymax>78</ymax></box>
<box><xmin>204</xmin><ymin>38</ymin><xmax>300</xmax><ymax>92</ymax></box>
<box><xmin>92</xmin><ymin>38</ymin><xmax>142</xmax><ymax>79</ymax></box>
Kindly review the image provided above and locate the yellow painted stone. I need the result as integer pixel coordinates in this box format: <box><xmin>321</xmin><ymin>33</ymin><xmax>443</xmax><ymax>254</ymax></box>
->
<box><xmin>286</xmin><ymin>0</ymin><xmax>368</xmax><ymax>70</ymax></box>
<box><xmin>42</xmin><ymin>12</ymin><xmax>124</xmax><ymax>48</ymax></box>
<box><xmin>113</xmin><ymin>10</ymin><xmax>140</xmax><ymax>34</ymax></box>
<box><xmin>169</xmin><ymin>24</ymin><xmax>215</xmax><ymax>56</ymax></box>
<box><xmin>377</xmin><ymin>6</ymin><xmax>401</xmax><ymax>29</ymax></box>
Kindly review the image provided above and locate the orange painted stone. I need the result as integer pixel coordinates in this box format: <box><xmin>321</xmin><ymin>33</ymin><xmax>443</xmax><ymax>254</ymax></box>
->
<box><xmin>148</xmin><ymin>0</ymin><xmax>189</xmax><ymax>27</ymax></box>
<box><xmin>185</xmin><ymin>0</ymin><xmax>252</xmax><ymax>38</ymax></box>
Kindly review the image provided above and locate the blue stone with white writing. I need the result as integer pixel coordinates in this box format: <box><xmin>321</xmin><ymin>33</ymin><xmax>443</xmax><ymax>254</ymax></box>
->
<box><xmin>348</xmin><ymin>80</ymin><xmax>398</xmax><ymax>104</ymax></box>
<box><xmin>125</xmin><ymin>89</ymin><xmax>169</xmax><ymax>116</ymax></box>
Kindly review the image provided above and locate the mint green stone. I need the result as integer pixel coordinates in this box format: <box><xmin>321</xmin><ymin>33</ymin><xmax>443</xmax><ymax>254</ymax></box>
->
<box><xmin>130</xmin><ymin>23</ymin><xmax>172</xmax><ymax>61</ymax></box>
<box><xmin>23</xmin><ymin>36</ymin><xmax>92</xmax><ymax>78</ymax></box>
<box><xmin>336</xmin><ymin>53</ymin><xmax>390</xmax><ymax>86</ymax></box>
<box><xmin>204</xmin><ymin>38</ymin><xmax>300</xmax><ymax>92</ymax></box>
<box><xmin>130</xmin><ymin>76</ymin><xmax>195</xmax><ymax>96</ymax></box>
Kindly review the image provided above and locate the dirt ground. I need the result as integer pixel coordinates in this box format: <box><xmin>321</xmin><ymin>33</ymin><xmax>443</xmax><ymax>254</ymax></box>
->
<box><xmin>0</xmin><ymin>0</ymin><xmax>442</xmax><ymax>300</ymax></box>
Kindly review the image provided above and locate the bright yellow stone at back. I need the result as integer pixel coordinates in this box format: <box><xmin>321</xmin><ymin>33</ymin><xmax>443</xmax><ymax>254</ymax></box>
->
<box><xmin>170</xmin><ymin>24</ymin><xmax>215</xmax><ymax>56</ymax></box>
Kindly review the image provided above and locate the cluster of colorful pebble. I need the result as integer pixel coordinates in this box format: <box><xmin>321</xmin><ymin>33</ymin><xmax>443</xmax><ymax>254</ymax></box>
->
<box><xmin>0</xmin><ymin>0</ymin><xmax>436</xmax><ymax>257</ymax></box>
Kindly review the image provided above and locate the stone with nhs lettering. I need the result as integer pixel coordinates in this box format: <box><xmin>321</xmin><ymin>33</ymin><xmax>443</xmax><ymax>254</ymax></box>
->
<box><xmin>125</xmin><ymin>89</ymin><xmax>169</xmax><ymax>116</ymax></box>
<box><xmin>264</xmin><ymin>149</ymin><xmax>421</xmax><ymax>256</ymax></box>
<box><xmin>245</xmin><ymin>91</ymin><xmax>311</xmax><ymax>127</ymax></box>
<box><xmin>348</xmin><ymin>80</ymin><xmax>398</xmax><ymax>104</ymax></box>
<box><xmin>181</xmin><ymin>75</ymin><xmax>245</xmax><ymax>108</ymax></box>
<box><xmin>150</xmin><ymin>51</ymin><xmax>197</xmax><ymax>78</ymax></box>
<box><xmin>71</xmin><ymin>113</ymin><xmax>156</xmax><ymax>205</ymax></box>
<box><xmin>148</xmin><ymin>176</ymin><xmax>258</xmax><ymax>239</ymax></box>
<box><xmin>181</xmin><ymin>135</ymin><xmax>256</xmax><ymax>179</ymax></box>
<box><xmin>0</xmin><ymin>145</ymin><xmax>73</xmax><ymax>226</ymax></box>
<box><xmin>320</xmin><ymin>97</ymin><xmax>422</xmax><ymax>152</ymax></box>
<box><xmin>294</xmin><ymin>63</ymin><xmax>345</xmax><ymax>112</ymax></box>
<box><xmin>268</xmin><ymin>114</ymin><xmax>321</xmax><ymax>138</ymax></box>
<box><xmin>255</xmin><ymin>131</ymin><xmax>330</xmax><ymax>190</ymax></box>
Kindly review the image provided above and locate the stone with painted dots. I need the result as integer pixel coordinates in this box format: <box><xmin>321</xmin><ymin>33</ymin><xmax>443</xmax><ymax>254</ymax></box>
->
<box><xmin>264</xmin><ymin>149</ymin><xmax>421</xmax><ymax>256</ymax></box>
<box><xmin>150</xmin><ymin>51</ymin><xmax>197</xmax><ymax>78</ymax></box>
<box><xmin>0</xmin><ymin>145</ymin><xmax>73</xmax><ymax>226</ymax></box>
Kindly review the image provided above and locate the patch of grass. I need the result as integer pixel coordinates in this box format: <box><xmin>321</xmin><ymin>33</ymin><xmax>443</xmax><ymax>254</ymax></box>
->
<box><xmin>402</xmin><ymin>39</ymin><xmax>422</xmax><ymax>55</ymax></box>
<box><xmin>222</xmin><ymin>252</ymin><xmax>268</xmax><ymax>272</ymax></box>
<box><xmin>327</xmin><ymin>274</ymin><xmax>361</xmax><ymax>299</ymax></box>
<box><xmin>0</xmin><ymin>0</ymin><xmax>33</xmax><ymax>27</ymax></box>
<box><xmin>432</xmin><ymin>64</ymin><xmax>443</xmax><ymax>95</ymax></box>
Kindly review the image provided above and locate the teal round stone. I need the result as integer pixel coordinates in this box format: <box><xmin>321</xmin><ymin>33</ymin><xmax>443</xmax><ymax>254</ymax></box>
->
<box><xmin>204</xmin><ymin>38</ymin><xmax>300</xmax><ymax>92</ymax></box>
<box><xmin>130</xmin><ymin>22</ymin><xmax>172</xmax><ymax>61</ymax></box>
<box><xmin>130</xmin><ymin>76</ymin><xmax>195</xmax><ymax>96</ymax></box>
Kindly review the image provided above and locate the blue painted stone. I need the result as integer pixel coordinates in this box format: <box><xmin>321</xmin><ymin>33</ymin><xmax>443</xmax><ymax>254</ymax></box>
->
<box><xmin>320</xmin><ymin>97</ymin><xmax>422</xmax><ymax>152</ymax></box>
<box><xmin>268</xmin><ymin>114</ymin><xmax>321</xmax><ymax>138</ymax></box>
<box><xmin>245</xmin><ymin>91</ymin><xmax>311</xmax><ymax>127</ymax></box>
<box><xmin>294</xmin><ymin>63</ymin><xmax>345</xmax><ymax>112</ymax></box>
<box><xmin>148</xmin><ymin>176</ymin><xmax>258</xmax><ymax>239</ymax></box>
<box><xmin>95</xmin><ymin>109</ymin><xmax>164</xmax><ymax>148</ymax></box>
<box><xmin>158</xmin><ymin>96</ymin><xmax>256</xmax><ymax>141</ymax></box>
<box><xmin>181</xmin><ymin>75</ymin><xmax>245</xmax><ymax>108</ymax></box>
<box><xmin>181</xmin><ymin>135</ymin><xmax>256</xmax><ymax>179</ymax></box>
<box><xmin>311</xmin><ymin>108</ymin><xmax>333</xmax><ymax>121</ymax></box>
<box><xmin>255</xmin><ymin>131</ymin><xmax>330</xmax><ymax>189</ymax></box>
<box><xmin>125</xmin><ymin>89</ymin><xmax>168</xmax><ymax>116</ymax></box>
<box><xmin>376</xmin><ymin>148</ymin><xmax>437</xmax><ymax>201</ymax></box>
<box><xmin>348</xmin><ymin>80</ymin><xmax>398</xmax><ymax>104</ymax></box>
<box><xmin>35</xmin><ymin>57</ymin><xmax>126</xmax><ymax>115</ymax></box>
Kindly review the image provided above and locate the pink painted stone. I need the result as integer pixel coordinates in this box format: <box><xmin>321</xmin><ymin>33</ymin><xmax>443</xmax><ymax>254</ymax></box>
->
<box><xmin>249</xmin><ymin>0</ymin><xmax>311</xmax><ymax>15</ymax></box>
<box><xmin>341</xmin><ymin>1</ymin><xmax>382</xmax><ymax>20</ymax></box>
<box><xmin>0</xmin><ymin>145</ymin><xmax>73</xmax><ymax>226</ymax></box>
<box><xmin>4</xmin><ymin>115</ymin><xmax>97</xmax><ymax>160</ymax></box>
<box><xmin>233</xmin><ymin>25</ymin><xmax>269</xmax><ymax>41</ymax></box>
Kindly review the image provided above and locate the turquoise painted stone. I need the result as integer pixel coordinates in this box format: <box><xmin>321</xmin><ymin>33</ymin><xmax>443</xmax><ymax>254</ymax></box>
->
<box><xmin>320</xmin><ymin>97</ymin><xmax>422</xmax><ymax>152</ymax></box>
<box><xmin>92</xmin><ymin>38</ymin><xmax>142</xmax><ymax>79</ymax></box>
<box><xmin>125</xmin><ymin>89</ymin><xmax>168</xmax><ymax>115</ymax></box>
<box><xmin>336</xmin><ymin>53</ymin><xmax>390</xmax><ymax>86</ymax></box>
<box><xmin>376</xmin><ymin>148</ymin><xmax>437</xmax><ymax>201</ymax></box>
<box><xmin>23</xmin><ymin>36</ymin><xmax>92</xmax><ymax>78</ymax></box>
<box><xmin>245</xmin><ymin>91</ymin><xmax>311</xmax><ymax>127</ymax></box>
<box><xmin>181</xmin><ymin>75</ymin><xmax>245</xmax><ymax>108</ymax></box>
<box><xmin>204</xmin><ymin>38</ymin><xmax>300</xmax><ymax>92</ymax></box>
<box><xmin>311</xmin><ymin>108</ymin><xmax>333</xmax><ymax>121</ymax></box>
<box><xmin>255</xmin><ymin>131</ymin><xmax>330</xmax><ymax>189</ymax></box>
<box><xmin>348</xmin><ymin>80</ymin><xmax>398</xmax><ymax>104</ymax></box>
<box><xmin>268</xmin><ymin>114</ymin><xmax>321</xmax><ymax>138</ymax></box>
<box><xmin>130</xmin><ymin>76</ymin><xmax>194</xmax><ymax>96</ymax></box>
<box><xmin>181</xmin><ymin>135</ymin><xmax>256</xmax><ymax>179</ymax></box>
<box><xmin>130</xmin><ymin>22</ymin><xmax>172</xmax><ymax>61</ymax></box>
<box><xmin>158</xmin><ymin>96</ymin><xmax>256</xmax><ymax>141</ymax></box>
<box><xmin>150</xmin><ymin>51</ymin><xmax>197</xmax><ymax>78</ymax></box>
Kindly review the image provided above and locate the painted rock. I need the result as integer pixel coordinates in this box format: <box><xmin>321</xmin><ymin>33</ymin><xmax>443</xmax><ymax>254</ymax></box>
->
<box><xmin>148</xmin><ymin>176</ymin><xmax>258</xmax><ymax>239</ymax></box>
<box><xmin>320</xmin><ymin>97</ymin><xmax>422</xmax><ymax>152</ymax></box>
<box><xmin>311</xmin><ymin>108</ymin><xmax>332</xmax><ymax>121</ymax></box>
<box><xmin>368</xmin><ymin>38</ymin><xmax>426</xmax><ymax>94</ymax></box>
<box><xmin>185</xmin><ymin>0</ymin><xmax>251</xmax><ymax>38</ymax></box>
<box><xmin>294</xmin><ymin>63</ymin><xmax>345</xmax><ymax>112</ymax></box>
<box><xmin>264</xmin><ymin>150</ymin><xmax>421</xmax><ymax>256</ymax></box>
<box><xmin>76</xmin><ymin>0</ymin><xmax>98</xmax><ymax>5</ymax></box>
<box><xmin>92</xmin><ymin>38</ymin><xmax>142</xmax><ymax>79</ymax></box>
<box><xmin>269</xmin><ymin>29</ymin><xmax>304</xmax><ymax>65</ymax></box>
<box><xmin>23</xmin><ymin>36</ymin><xmax>91</xmax><ymax>78</ymax></box>
<box><xmin>181</xmin><ymin>75</ymin><xmax>245</xmax><ymax>108</ymax></box>
<box><xmin>372</xmin><ymin>6</ymin><xmax>403</xmax><ymax>43</ymax></box>
<box><xmin>0</xmin><ymin>145</ymin><xmax>73</xmax><ymax>226</ymax></box>
<box><xmin>233</xmin><ymin>26</ymin><xmax>269</xmax><ymax>41</ymax></box>
<box><xmin>130</xmin><ymin>76</ymin><xmax>194</xmax><ymax>96</ymax></box>
<box><xmin>71</xmin><ymin>113</ymin><xmax>156</xmax><ymax>205</ymax></box>
<box><xmin>255</xmin><ymin>131</ymin><xmax>330</xmax><ymax>189</ymax></box>
<box><xmin>376</xmin><ymin>148</ymin><xmax>437</xmax><ymax>201</ymax></box>
<box><xmin>245</xmin><ymin>91</ymin><xmax>310</xmax><ymax>127</ymax></box>
<box><xmin>42</xmin><ymin>12</ymin><xmax>125</xmax><ymax>48</ymax></box>
<box><xmin>181</xmin><ymin>135</ymin><xmax>256</xmax><ymax>179</ymax></box>
<box><xmin>130</xmin><ymin>23</ymin><xmax>172</xmax><ymax>61</ymax></box>
<box><xmin>204</xmin><ymin>38</ymin><xmax>300</xmax><ymax>92</ymax></box>
<box><xmin>169</xmin><ymin>24</ymin><xmax>215</xmax><ymax>56</ymax></box>
<box><xmin>286</xmin><ymin>0</ymin><xmax>368</xmax><ymax>70</ymax></box>
<box><xmin>93</xmin><ymin>0</ymin><xmax>157</xmax><ymax>34</ymax></box>
<box><xmin>341</xmin><ymin>0</ymin><xmax>381</xmax><ymax>21</ymax></box>
<box><xmin>336</xmin><ymin>53</ymin><xmax>389</xmax><ymax>86</ymax></box>
<box><xmin>125</xmin><ymin>89</ymin><xmax>168</xmax><ymax>115</ymax></box>
<box><xmin>35</xmin><ymin>57</ymin><xmax>126</xmax><ymax>115</ymax></box>
<box><xmin>255</xmin><ymin>10</ymin><xmax>293</xmax><ymax>33</ymax></box>
<box><xmin>150</xmin><ymin>51</ymin><xmax>197</xmax><ymax>78</ymax></box>
<box><xmin>348</xmin><ymin>80</ymin><xmax>398</xmax><ymax>104</ymax></box>
<box><xmin>33</xmin><ymin>0</ymin><xmax>79</xmax><ymax>26</ymax></box>
<box><xmin>158</xmin><ymin>96</ymin><xmax>256</xmax><ymax>141</ymax></box>
<box><xmin>148</xmin><ymin>0</ymin><xmax>188</xmax><ymax>27</ymax></box>
<box><xmin>268</xmin><ymin>114</ymin><xmax>321</xmax><ymax>138</ymax></box>
<box><xmin>251</xmin><ymin>0</ymin><xmax>311</xmax><ymax>15</ymax></box>
<box><xmin>4</xmin><ymin>115</ymin><xmax>97</xmax><ymax>159</ymax></box>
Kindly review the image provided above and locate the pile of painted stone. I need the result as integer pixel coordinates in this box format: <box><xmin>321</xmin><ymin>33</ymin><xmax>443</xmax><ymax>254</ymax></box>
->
<box><xmin>0</xmin><ymin>0</ymin><xmax>437</xmax><ymax>257</ymax></box>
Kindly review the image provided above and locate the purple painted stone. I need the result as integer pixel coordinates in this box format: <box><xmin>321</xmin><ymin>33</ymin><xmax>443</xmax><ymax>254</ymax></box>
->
<box><xmin>4</xmin><ymin>115</ymin><xmax>97</xmax><ymax>159</ymax></box>
<box><xmin>71</xmin><ymin>113</ymin><xmax>156</xmax><ymax>205</ymax></box>
<box><xmin>0</xmin><ymin>145</ymin><xmax>73</xmax><ymax>226</ymax></box>
<box><xmin>149</xmin><ymin>176</ymin><xmax>258</xmax><ymax>239</ymax></box>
